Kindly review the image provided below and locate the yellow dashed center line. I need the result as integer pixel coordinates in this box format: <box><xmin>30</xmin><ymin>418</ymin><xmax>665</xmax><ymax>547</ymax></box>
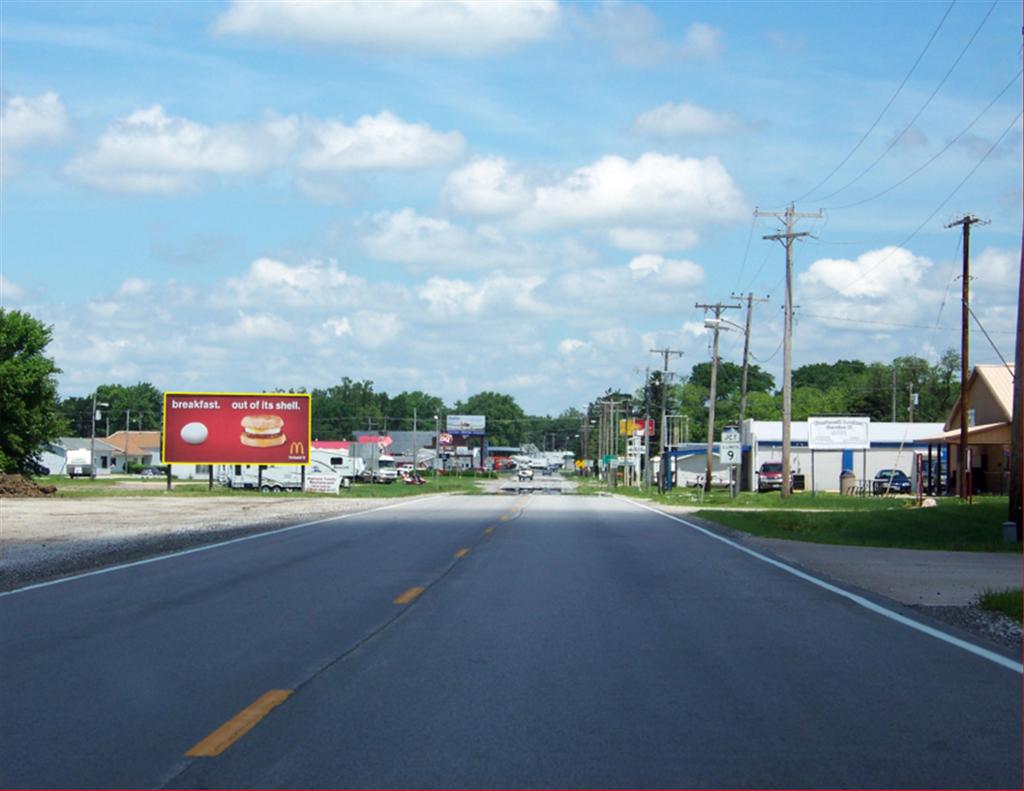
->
<box><xmin>393</xmin><ymin>586</ymin><xmax>426</xmax><ymax>605</ymax></box>
<box><xmin>454</xmin><ymin>548</ymin><xmax>470</xmax><ymax>558</ymax></box>
<box><xmin>499</xmin><ymin>515</ymin><xmax>509</xmax><ymax>522</ymax></box>
<box><xmin>185</xmin><ymin>689</ymin><xmax>292</xmax><ymax>757</ymax></box>
<box><xmin>484</xmin><ymin>527</ymin><xmax>494</xmax><ymax>535</ymax></box>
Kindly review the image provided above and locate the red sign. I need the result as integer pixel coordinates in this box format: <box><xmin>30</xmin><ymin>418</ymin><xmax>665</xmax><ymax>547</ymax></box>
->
<box><xmin>162</xmin><ymin>392</ymin><xmax>311</xmax><ymax>465</ymax></box>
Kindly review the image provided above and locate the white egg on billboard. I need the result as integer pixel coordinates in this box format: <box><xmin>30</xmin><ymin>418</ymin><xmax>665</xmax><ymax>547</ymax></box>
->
<box><xmin>180</xmin><ymin>422</ymin><xmax>208</xmax><ymax>445</ymax></box>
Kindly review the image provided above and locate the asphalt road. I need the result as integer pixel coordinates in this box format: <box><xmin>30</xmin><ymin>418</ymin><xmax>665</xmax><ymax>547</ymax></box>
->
<box><xmin>1</xmin><ymin>494</ymin><xmax>1020</xmax><ymax>789</ymax></box>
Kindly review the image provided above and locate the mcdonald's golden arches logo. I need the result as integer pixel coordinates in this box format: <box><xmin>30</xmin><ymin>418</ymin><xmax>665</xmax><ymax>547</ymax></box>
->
<box><xmin>289</xmin><ymin>441</ymin><xmax>305</xmax><ymax>456</ymax></box>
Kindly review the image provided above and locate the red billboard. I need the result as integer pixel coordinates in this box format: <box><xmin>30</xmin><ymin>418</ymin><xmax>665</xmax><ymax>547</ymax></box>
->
<box><xmin>162</xmin><ymin>392</ymin><xmax>311</xmax><ymax>465</ymax></box>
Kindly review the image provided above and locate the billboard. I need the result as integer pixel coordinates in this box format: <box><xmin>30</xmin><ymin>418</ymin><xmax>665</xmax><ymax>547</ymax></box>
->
<box><xmin>162</xmin><ymin>392</ymin><xmax>311</xmax><ymax>464</ymax></box>
<box><xmin>446</xmin><ymin>415</ymin><xmax>486</xmax><ymax>436</ymax></box>
<box><xmin>807</xmin><ymin>416</ymin><xmax>870</xmax><ymax>450</ymax></box>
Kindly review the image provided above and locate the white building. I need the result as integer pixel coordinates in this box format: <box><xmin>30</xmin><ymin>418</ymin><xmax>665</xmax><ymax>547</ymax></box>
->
<box><xmin>741</xmin><ymin>419</ymin><xmax>946</xmax><ymax>492</ymax></box>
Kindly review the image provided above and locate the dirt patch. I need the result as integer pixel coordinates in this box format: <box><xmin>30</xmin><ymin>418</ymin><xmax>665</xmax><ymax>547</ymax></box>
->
<box><xmin>0</xmin><ymin>495</ymin><xmax>433</xmax><ymax>592</ymax></box>
<box><xmin>0</xmin><ymin>473</ymin><xmax>56</xmax><ymax>497</ymax></box>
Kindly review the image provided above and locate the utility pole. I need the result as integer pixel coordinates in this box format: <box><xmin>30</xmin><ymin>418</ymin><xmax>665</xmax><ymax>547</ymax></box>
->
<box><xmin>123</xmin><ymin>408</ymin><xmax>131</xmax><ymax>473</ymax></box>
<box><xmin>946</xmin><ymin>214</ymin><xmax>988</xmax><ymax>499</ymax></box>
<box><xmin>908</xmin><ymin>384</ymin><xmax>916</xmax><ymax>424</ymax></box>
<box><xmin>650</xmin><ymin>348</ymin><xmax>684</xmax><ymax>492</ymax></box>
<box><xmin>697</xmin><ymin>301</ymin><xmax>742</xmax><ymax>491</ymax></box>
<box><xmin>757</xmin><ymin>203</ymin><xmax>823</xmax><ymax>497</ymax></box>
<box><xmin>891</xmin><ymin>367</ymin><xmax>897</xmax><ymax>422</ymax></box>
<box><xmin>412</xmin><ymin>408</ymin><xmax>417</xmax><ymax>471</ymax></box>
<box><xmin>1010</xmin><ymin>239</ymin><xmax>1023</xmax><ymax>540</ymax></box>
<box><xmin>731</xmin><ymin>292</ymin><xmax>770</xmax><ymax>427</ymax></box>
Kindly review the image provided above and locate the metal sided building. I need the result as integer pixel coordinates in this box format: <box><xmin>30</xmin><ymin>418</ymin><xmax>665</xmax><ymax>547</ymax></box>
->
<box><xmin>741</xmin><ymin>419</ymin><xmax>945</xmax><ymax>493</ymax></box>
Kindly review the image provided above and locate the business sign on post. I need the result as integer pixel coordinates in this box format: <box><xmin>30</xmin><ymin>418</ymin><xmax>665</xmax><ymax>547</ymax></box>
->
<box><xmin>619</xmin><ymin>418</ymin><xmax>655</xmax><ymax>436</ymax></box>
<box><xmin>446</xmin><ymin>415</ymin><xmax>486</xmax><ymax>436</ymax></box>
<box><xmin>807</xmin><ymin>416</ymin><xmax>870</xmax><ymax>450</ymax></box>
<box><xmin>162</xmin><ymin>392</ymin><xmax>311</xmax><ymax>465</ymax></box>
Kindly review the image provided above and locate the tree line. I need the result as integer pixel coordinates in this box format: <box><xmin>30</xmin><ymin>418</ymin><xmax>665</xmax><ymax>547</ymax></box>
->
<box><xmin>1</xmin><ymin>308</ymin><xmax>963</xmax><ymax>473</ymax></box>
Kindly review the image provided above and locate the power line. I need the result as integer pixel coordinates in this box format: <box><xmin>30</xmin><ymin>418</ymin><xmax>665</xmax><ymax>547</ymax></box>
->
<box><xmin>829</xmin><ymin>109</ymin><xmax>1021</xmax><ymax>297</ymax></box>
<box><xmin>794</xmin><ymin>0</ymin><xmax>956</xmax><ymax>203</ymax></box>
<box><xmin>826</xmin><ymin>72</ymin><xmax>1022</xmax><ymax>211</ymax></box>
<box><xmin>811</xmin><ymin>0</ymin><xmax>998</xmax><ymax>204</ymax></box>
<box><xmin>798</xmin><ymin>310</ymin><xmax>1013</xmax><ymax>335</ymax></box>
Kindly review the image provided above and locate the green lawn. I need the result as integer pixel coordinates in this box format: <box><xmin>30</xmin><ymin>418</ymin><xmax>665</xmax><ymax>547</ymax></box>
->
<box><xmin>694</xmin><ymin>497</ymin><xmax>1020</xmax><ymax>553</ymax></box>
<box><xmin>33</xmin><ymin>474</ymin><xmax>481</xmax><ymax>498</ymax></box>
<box><xmin>579</xmin><ymin>481</ymin><xmax>909</xmax><ymax>510</ymax></box>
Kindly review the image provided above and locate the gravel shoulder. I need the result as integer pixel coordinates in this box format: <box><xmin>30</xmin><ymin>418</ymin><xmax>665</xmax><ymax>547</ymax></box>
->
<box><xmin>0</xmin><ymin>495</ymin><xmax>434</xmax><ymax>593</ymax></box>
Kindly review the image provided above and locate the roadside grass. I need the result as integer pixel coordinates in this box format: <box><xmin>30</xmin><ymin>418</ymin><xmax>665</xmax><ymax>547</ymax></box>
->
<box><xmin>694</xmin><ymin>497</ymin><xmax>1020</xmax><ymax>553</ymax></box>
<box><xmin>34</xmin><ymin>474</ymin><xmax>480</xmax><ymax>498</ymax></box>
<box><xmin>578</xmin><ymin>481</ymin><xmax>908</xmax><ymax>510</ymax></box>
<box><xmin>978</xmin><ymin>588</ymin><xmax>1023</xmax><ymax>621</ymax></box>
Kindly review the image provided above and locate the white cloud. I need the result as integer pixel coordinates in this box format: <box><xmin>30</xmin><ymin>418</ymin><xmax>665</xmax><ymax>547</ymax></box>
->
<box><xmin>360</xmin><ymin>208</ymin><xmax>548</xmax><ymax>270</ymax></box>
<box><xmin>66</xmin><ymin>106</ymin><xmax>298</xmax><ymax>194</ymax></box>
<box><xmin>520</xmin><ymin>153</ymin><xmax>746</xmax><ymax>231</ymax></box>
<box><xmin>443</xmin><ymin>156</ymin><xmax>530</xmax><ymax>215</ymax></box>
<box><xmin>350</xmin><ymin>311</ymin><xmax>402</xmax><ymax>349</ymax></box>
<box><xmin>556</xmin><ymin>256</ymin><xmax>705</xmax><ymax>318</ymax></box>
<box><xmin>608</xmin><ymin>227</ymin><xmax>699</xmax><ymax>252</ymax></box>
<box><xmin>973</xmin><ymin>247</ymin><xmax>1017</xmax><ymax>290</ymax></box>
<box><xmin>299</xmin><ymin>111</ymin><xmax>464</xmax><ymax>172</ymax></box>
<box><xmin>799</xmin><ymin>246</ymin><xmax>931</xmax><ymax>299</ymax></box>
<box><xmin>627</xmin><ymin>254</ymin><xmax>704</xmax><ymax>287</ymax></box>
<box><xmin>212</xmin><ymin>0</ymin><xmax>560</xmax><ymax>58</ymax></box>
<box><xmin>224</xmin><ymin>257</ymin><xmax>354</xmax><ymax>307</ymax></box>
<box><xmin>0</xmin><ymin>275</ymin><xmax>25</xmax><ymax>302</ymax></box>
<box><xmin>580</xmin><ymin>4</ymin><xmax>722</xmax><ymax>65</ymax></box>
<box><xmin>417</xmin><ymin>273</ymin><xmax>549</xmax><ymax>320</ymax></box>
<box><xmin>1</xmin><ymin>91</ymin><xmax>70</xmax><ymax>149</ymax></box>
<box><xmin>632</xmin><ymin>101</ymin><xmax>743</xmax><ymax>137</ymax></box>
<box><xmin>680</xmin><ymin>22</ymin><xmax>723</xmax><ymax>60</ymax></box>
<box><xmin>226</xmin><ymin>311</ymin><xmax>294</xmax><ymax>340</ymax></box>
<box><xmin>558</xmin><ymin>338</ymin><xmax>591</xmax><ymax>356</ymax></box>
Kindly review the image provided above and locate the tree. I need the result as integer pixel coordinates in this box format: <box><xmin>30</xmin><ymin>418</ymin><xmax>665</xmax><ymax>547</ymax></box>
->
<box><xmin>0</xmin><ymin>310</ymin><xmax>65</xmax><ymax>473</ymax></box>
<box><xmin>454</xmin><ymin>391</ymin><xmax>526</xmax><ymax>446</ymax></box>
<box><xmin>380</xmin><ymin>391</ymin><xmax>447</xmax><ymax>430</ymax></box>
<box><xmin>310</xmin><ymin>378</ymin><xmax>382</xmax><ymax>439</ymax></box>
<box><xmin>688</xmin><ymin>360</ymin><xmax>774</xmax><ymax>397</ymax></box>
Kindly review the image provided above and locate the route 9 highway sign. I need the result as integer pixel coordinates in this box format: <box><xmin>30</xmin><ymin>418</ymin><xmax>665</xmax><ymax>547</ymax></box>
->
<box><xmin>718</xmin><ymin>443</ymin><xmax>741</xmax><ymax>464</ymax></box>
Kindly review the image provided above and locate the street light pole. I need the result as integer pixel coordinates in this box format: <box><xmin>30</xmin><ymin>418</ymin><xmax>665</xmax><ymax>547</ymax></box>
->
<box><xmin>89</xmin><ymin>393</ymin><xmax>109</xmax><ymax>479</ymax></box>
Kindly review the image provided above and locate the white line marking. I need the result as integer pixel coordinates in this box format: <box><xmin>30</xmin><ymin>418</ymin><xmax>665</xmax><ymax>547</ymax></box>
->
<box><xmin>0</xmin><ymin>496</ymin><xmax>436</xmax><ymax>598</ymax></box>
<box><xmin>621</xmin><ymin>497</ymin><xmax>1023</xmax><ymax>675</ymax></box>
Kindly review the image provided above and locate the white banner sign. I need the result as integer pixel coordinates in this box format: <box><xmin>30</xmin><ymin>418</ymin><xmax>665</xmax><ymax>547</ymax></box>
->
<box><xmin>807</xmin><ymin>416</ymin><xmax>870</xmax><ymax>450</ymax></box>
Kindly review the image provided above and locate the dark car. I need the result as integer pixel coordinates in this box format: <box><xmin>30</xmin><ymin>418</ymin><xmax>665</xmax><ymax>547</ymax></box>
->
<box><xmin>873</xmin><ymin>469</ymin><xmax>912</xmax><ymax>494</ymax></box>
<box><xmin>23</xmin><ymin>457</ymin><xmax>50</xmax><ymax>476</ymax></box>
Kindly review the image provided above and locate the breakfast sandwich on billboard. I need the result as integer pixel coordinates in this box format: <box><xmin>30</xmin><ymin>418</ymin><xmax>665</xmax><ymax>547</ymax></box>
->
<box><xmin>240</xmin><ymin>414</ymin><xmax>286</xmax><ymax>448</ymax></box>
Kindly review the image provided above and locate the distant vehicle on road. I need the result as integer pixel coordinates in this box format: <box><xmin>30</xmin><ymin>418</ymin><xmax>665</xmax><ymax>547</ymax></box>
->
<box><xmin>24</xmin><ymin>457</ymin><xmax>50</xmax><ymax>476</ymax></box>
<box><xmin>873</xmin><ymin>469</ymin><xmax>912</xmax><ymax>494</ymax></box>
<box><xmin>518</xmin><ymin>467</ymin><xmax>534</xmax><ymax>481</ymax></box>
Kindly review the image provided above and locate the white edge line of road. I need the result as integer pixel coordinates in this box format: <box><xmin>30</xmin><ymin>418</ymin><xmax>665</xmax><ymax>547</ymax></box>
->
<box><xmin>0</xmin><ymin>496</ymin><xmax>437</xmax><ymax>599</ymax></box>
<box><xmin>622</xmin><ymin>498</ymin><xmax>1024</xmax><ymax>675</ymax></box>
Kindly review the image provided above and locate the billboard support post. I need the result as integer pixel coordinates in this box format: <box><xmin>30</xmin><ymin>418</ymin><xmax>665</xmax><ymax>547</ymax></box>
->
<box><xmin>166</xmin><ymin>464</ymin><xmax>172</xmax><ymax>492</ymax></box>
<box><xmin>208</xmin><ymin>466</ymin><xmax>213</xmax><ymax>492</ymax></box>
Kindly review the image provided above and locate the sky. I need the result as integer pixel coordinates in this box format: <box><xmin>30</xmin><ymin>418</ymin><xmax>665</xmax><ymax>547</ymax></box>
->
<box><xmin>2</xmin><ymin>0</ymin><xmax>1021</xmax><ymax>416</ymax></box>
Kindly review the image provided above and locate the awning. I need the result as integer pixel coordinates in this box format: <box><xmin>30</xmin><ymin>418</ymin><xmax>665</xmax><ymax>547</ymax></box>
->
<box><xmin>915</xmin><ymin>422</ymin><xmax>1011</xmax><ymax>445</ymax></box>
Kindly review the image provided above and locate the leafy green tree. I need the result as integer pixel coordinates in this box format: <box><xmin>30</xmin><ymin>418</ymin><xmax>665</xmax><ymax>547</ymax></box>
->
<box><xmin>57</xmin><ymin>395</ymin><xmax>94</xmax><ymax>436</ymax></box>
<box><xmin>96</xmin><ymin>382</ymin><xmax>163</xmax><ymax>433</ymax></box>
<box><xmin>454</xmin><ymin>391</ymin><xmax>526</xmax><ymax>446</ymax></box>
<box><xmin>380</xmin><ymin>391</ymin><xmax>448</xmax><ymax>430</ymax></box>
<box><xmin>688</xmin><ymin>360</ymin><xmax>775</xmax><ymax>397</ymax></box>
<box><xmin>0</xmin><ymin>310</ymin><xmax>65</xmax><ymax>473</ymax></box>
<box><xmin>310</xmin><ymin>378</ymin><xmax>383</xmax><ymax>439</ymax></box>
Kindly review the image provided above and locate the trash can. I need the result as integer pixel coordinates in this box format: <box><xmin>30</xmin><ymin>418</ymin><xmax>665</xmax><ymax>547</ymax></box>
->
<box><xmin>840</xmin><ymin>470</ymin><xmax>856</xmax><ymax>496</ymax></box>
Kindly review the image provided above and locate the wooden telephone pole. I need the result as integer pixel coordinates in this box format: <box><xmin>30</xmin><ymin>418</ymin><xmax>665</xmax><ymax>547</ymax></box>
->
<box><xmin>757</xmin><ymin>204</ymin><xmax>823</xmax><ymax>497</ymax></box>
<box><xmin>946</xmin><ymin>214</ymin><xmax>987</xmax><ymax>499</ymax></box>
<box><xmin>650</xmin><ymin>348</ymin><xmax>684</xmax><ymax>492</ymax></box>
<box><xmin>730</xmin><ymin>292</ymin><xmax>770</xmax><ymax>428</ymax></box>
<box><xmin>696</xmin><ymin>302</ymin><xmax>741</xmax><ymax>491</ymax></box>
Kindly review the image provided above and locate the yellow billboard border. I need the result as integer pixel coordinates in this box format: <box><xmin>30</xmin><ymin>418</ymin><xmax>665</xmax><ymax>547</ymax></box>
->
<box><xmin>161</xmin><ymin>391</ymin><xmax>312</xmax><ymax>466</ymax></box>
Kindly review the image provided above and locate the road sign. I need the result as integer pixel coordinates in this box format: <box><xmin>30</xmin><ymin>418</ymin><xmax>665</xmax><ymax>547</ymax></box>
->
<box><xmin>718</xmin><ymin>443</ymin><xmax>741</xmax><ymax>464</ymax></box>
<box><xmin>721</xmin><ymin>426</ymin><xmax>741</xmax><ymax>444</ymax></box>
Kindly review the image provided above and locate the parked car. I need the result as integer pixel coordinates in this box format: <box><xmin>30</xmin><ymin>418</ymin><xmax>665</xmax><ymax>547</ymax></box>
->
<box><xmin>757</xmin><ymin>462</ymin><xmax>784</xmax><ymax>492</ymax></box>
<box><xmin>873</xmin><ymin>469</ymin><xmax>912</xmax><ymax>494</ymax></box>
<box><xmin>23</xmin><ymin>457</ymin><xmax>50</xmax><ymax>476</ymax></box>
<box><xmin>139</xmin><ymin>466</ymin><xmax>166</xmax><ymax>478</ymax></box>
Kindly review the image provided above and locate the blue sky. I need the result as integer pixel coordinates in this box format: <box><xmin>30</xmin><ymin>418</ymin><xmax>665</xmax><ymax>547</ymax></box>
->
<box><xmin>2</xmin><ymin>0</ymin><xmax>1021</xmax><ymax>415</ymax></box>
